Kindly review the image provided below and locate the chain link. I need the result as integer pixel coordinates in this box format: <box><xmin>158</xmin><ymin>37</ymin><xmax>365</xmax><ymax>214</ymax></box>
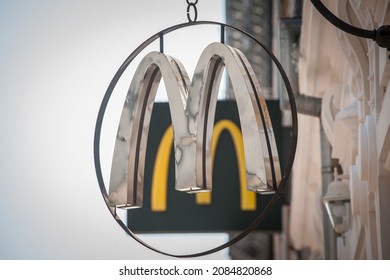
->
<box><xmin>186</xmin><ymin>0</ymin><xmax>198</xmax><ymax>22</ymax></box>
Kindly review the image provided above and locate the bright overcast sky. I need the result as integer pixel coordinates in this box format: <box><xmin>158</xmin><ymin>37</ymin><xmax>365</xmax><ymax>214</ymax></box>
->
<box><xmin>0</xmin><ymin>0</ymin><xmax>227</xmax><ymax>259</ymax></box>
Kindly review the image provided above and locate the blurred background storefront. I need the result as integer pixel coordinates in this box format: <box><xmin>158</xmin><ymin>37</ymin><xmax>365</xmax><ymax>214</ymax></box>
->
<box><xmin>225</xmin><ymin>0</ymin><xmax>390</xmax><ymax>260</ymax></box>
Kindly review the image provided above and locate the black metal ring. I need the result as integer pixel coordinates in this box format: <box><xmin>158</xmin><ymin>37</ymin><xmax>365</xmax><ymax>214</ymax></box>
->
<box><xmin>93</xmin><ymin>21</ymin><xmax>298</xmax><ymax>258</ymax></box>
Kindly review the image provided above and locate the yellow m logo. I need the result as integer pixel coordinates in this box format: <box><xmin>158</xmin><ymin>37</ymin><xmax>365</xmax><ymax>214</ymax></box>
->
<box><xmin>151</xmin><ymin>120</ymin><xmax>256</xmax><ymax>212</ymax></box>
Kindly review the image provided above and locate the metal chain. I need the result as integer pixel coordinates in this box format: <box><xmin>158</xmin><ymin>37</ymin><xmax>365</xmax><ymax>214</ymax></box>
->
<box><xmin>186</xmin><ymin>0</ymin><xmax>198</xmax><ymax>22</ymax></box>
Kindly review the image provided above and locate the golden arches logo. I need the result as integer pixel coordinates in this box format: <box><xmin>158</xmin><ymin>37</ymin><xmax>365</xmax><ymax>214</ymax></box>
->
<box><xmin>151</xmin><ymin>119</ymin><xmax>256</xmax><ymax>212</ymax></box>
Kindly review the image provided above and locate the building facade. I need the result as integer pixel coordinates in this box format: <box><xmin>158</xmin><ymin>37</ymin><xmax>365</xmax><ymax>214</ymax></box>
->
<box><xmin>290</xmin><ymin>0</ymin><xmax>390</xmax><ymax>259</ymax></box>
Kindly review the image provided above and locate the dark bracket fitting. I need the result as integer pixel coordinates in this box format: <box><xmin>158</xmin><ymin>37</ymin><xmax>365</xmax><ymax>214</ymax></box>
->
<box><xmin>375</xmin><ymin>25</ymin><xmax>390</xmax><ymax>51</ymax></box>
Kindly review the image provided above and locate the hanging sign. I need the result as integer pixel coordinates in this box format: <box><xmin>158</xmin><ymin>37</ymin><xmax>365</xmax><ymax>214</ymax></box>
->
<box><xmin>93</xmin><ymin>19</ymin><xmax>298</xmax><ymax>257</ymax></box>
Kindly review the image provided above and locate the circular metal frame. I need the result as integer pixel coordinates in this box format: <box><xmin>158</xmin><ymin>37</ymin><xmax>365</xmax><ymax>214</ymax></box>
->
<box><xmin>93</xmin><ymin>21</ymin><xmax>298</xmax><ymax>258</ymax></box>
